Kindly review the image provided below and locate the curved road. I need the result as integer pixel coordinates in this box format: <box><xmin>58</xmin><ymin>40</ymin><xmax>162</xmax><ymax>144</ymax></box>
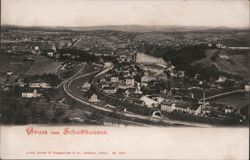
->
<box><xmin>63</xmin><ymin>67</ymin><xmax>153</xmax><ymax>126</ymax></box>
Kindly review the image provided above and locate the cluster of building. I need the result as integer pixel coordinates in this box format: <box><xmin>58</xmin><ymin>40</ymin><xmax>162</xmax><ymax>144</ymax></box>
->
<box><xmin>90</xmin><ymin>51</ymin><xmax>250</xmax><ymax>118</ymax></box>
<box><xmin>19</xmin><ymin>76</ymin><xmax>53</xmax><ymax>98</ymax></box>
<box><xmin>0</xmin><ymin>69</ymin><xmax>51</xmax><ymax>95</ymax></box>
<box><xmin>91</xmin><ymin>61</ymin><xmax>207</xmax><ymax>115</ymax></box>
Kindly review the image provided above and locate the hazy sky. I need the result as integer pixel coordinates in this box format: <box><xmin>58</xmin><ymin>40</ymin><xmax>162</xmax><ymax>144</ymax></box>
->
<box><xmin>1</xmin><ymin>0</ymin><xmax>249</xmax><ymax>28</ymax></box>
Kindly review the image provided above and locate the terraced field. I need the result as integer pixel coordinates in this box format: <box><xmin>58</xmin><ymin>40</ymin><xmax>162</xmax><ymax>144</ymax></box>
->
<box><xmin>191</xmin><ymin>49</ymin><xmax>249</xmax><ymax>79</ymax></box>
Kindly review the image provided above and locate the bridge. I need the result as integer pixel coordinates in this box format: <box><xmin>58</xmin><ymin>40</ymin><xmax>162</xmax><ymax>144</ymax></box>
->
<box><xmin>199</xmin><ymin>89</ymin><xmax>245</xmax><ymax>103</ymax></box>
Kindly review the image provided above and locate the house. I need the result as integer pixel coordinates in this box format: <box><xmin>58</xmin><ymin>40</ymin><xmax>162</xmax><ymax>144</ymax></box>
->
<box><xmin>140</xmin><ymin>96</ymin><xmax>159</xmax><ymax>108</ymax></box>
<box><xmin>131</xmin><ymin>71</ymin><xmax>137</xmax><ymax>76</ymax></box>
<box><xmin>161</xmin><ymin>100</ymin><xmax>199</xmax><ymax>114</ymax></box>
<box><xmin>189</xmin><ymin>93</ymin><xmax>194</xmax><ymax>99</ymax></box>
<box><xmin>195</xmin><ymin>105</ymin><xmax>202</xmax><ymax>115</ymax></box>
<box><xmin>224</xmin><ymin>106</ymin><xmax>234</xmax><ymax>114</ymax></box>
<box><xmin>18</xmin><ymin>77</ymin><xmax>25</xmax><ymax>87</ymax></box>
<box><xmin>68</xmin><ymin>117</ymin><xmax>85</xmax><ymax>122</ymax></box>
<box><xmin>119</xmin><ymin>55</ymin><xmax>127</xmax><ymax>62</ymax></box>
<box><xmin>194</xmin><ymin>74</ymin><xmax>200</xmax><ymax>80</ymax></box>
<box><xmin>141</xmin><ymin>76</ymin><xmax>150</xmax><ymax>87</ymax></box>
<box><xmin>141</xmin><ymin>76</ymin><xmax>149</xmax><ymax>83</ymax></box>
<box><xmin>6</xmin><ymin>71</ymin><xmax>13</xmax><ymax>76</ymax></box>
<box><xmin>216</xmin><ymin>43</ymin><xmax>226</xmax><ymax>49</ymax></box>
<box><xmin>125</xmin><ymin>77</ymin><xmax>134</xmax><ymax>86</ymax></box>
<box><xmin>144</xmin><ymin>71</ymin><xmax>149</xmax><ymax>76</ymax></box>
<box><xmin>160</xmin><ymin>89</ymin><xmax>167</xmax><ymax>95</ymax></box>
<box><xmin>104</xmin><ymin>62</ymin><xmax>113</xmax><ymax>68</ymax></box>
<box><xmin>177</xmin><ymin>71</ymin><xmax>185</xmax><ymax>78</ymax></box>
<box><xmin>155</xmin><ymin>96</ymin><xmax>165</xmax><ymax>103</ymax></box>
<box><xmin>54</xmin><ymin>52</ymin><xmax>60</xmax><ymax>59</ymax></box>
<box><xmin>81</xmin><ymin>82</ymin><xmax>91</xmax><ymax>91</ymax></box>
<box><xmin>170</xmin><ymin>72</ymin><xmax>177</xmax><ymax>77</ymax></box>
<box><xmin>22</xmin><ymin>89</ymin><xmax>42</xmax><ymax>98</ymax></box>
<box><xmin>47</xmin><ymin>51</ymin><xmax>54</xmax><ymax>57</ymax></box>
<box><xmin>124</xmin><ymin>87</ymin><xmax>136</xmax><ymax>95</ymax></box>
<box><xmin>2</xmin><ymin>86</ymin><xmax>10</xmax><ymax>92</ymax></box>
<box><xmin>31</xmin><ymin>46</ymin><xmax>41</xmax><ymax>55</ymax></box>
<box><xmin>216</xmin><ymin>76</ymin><xmax>227</xmax><ymax>83</ymax></box>
<box><xmin>111</xmin><ymin>76</ymin><xmax>119</xmax><ymax>83</ymax></box>
<box><xmin>173</xmin><ymin>102</ymin><xmax>192</xmax><ymax>113</ymax></box>
<box><xmin>29</xmin><ymin>82</ymin><xmax>51</xmax><ymax>88</ymax></box>
<box><xmin>89</xmin><ymin>94</ymin><xmax>99</xmax><ymax>102</ymax></box>
<box><xmin>194</xmin><ymin>103</ymin><xmax>214</xmax><ymax>115</ymax></box>
<box><xmin>100</xmin><ymin>80</ymin><xmax>109</xmax><ymax>89</ymax></box>
<box><xmin>34</xmin><ymin>46</ymin><xmax>39</xmax><ymax>51</ymax></box>
<box><xmin>167</xmin><ymin>65</ymin><xmax>175</xmax><ymax>72</ymax></box>
<box><xmin>134</xmin><ymin>88</ymin><xmax>143</xmax><ymax>94</ymax></box>
<box><xmin>245</xmin><ymin>84</ymin><xmax>250</xmax><ymax>91</ymax></box>
<box><xmin>160</xmin><ymin>101</ymin><xmax>175</xmax><ymax>112</ymax></box>
<box><xmin>122</xmin><ymin>70</ymin><xmax>130</xmax><ymax>77</ymax></box>
<box><xmin>85</xmin><ymin>91</ymin><xmax>99</xmax><ymax>102</ymax></box>
<box><xmin>103</xmin><ymin>86</ymin><xmax>117</xmax><ymax>94</ymax></box>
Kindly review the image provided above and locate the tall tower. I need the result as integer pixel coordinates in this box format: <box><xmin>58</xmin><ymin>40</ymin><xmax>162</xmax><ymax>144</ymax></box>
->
<box><xmin>134</xmin><ymin>52</ymin><xmax>137</xmax><ymax>63</ymax></box>
<box><xmin>202</xmin><ymin>90</ymin><xmax>206</xmax><ymax>112</ymax></box>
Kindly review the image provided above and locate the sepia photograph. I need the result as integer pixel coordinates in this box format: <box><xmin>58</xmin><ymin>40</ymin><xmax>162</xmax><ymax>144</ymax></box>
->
<box><xmin>0</xmin><ymin>0</ymin><xmax>249</xmax><ymax>159</ymax></box>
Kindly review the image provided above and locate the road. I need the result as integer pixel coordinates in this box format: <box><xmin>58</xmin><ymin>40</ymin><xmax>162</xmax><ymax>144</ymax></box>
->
<box><xmin>63</xmin><ymin>70</ymin><xmax>156</xmax><ymax>126</ymax></box>
<box><xmin>61</xmin><ymin>65</ymin><xmax>152</xmax><ymax>125</ymax></box>
<box><xmin>63</xmin><ymin>66</ymin><xmax>212</xmax><ymax>127</ymax></box>
<box><xmin>57</xmin><ymin>63</ymin><xmax>86</xmax><ymax>88</ymax></box>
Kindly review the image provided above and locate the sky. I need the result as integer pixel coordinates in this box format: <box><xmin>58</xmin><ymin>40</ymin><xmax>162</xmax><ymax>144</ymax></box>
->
<box><xmin>1</xmin><ymin>0</ymin><xmax>249</xmax><ymax>28</ymax></box>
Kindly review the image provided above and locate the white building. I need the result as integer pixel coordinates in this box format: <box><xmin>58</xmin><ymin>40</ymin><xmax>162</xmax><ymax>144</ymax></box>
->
<box><xmin>126</xmin><ymin>78</ymin><xmax>134</xmax><ymax>86</ymax></box>
<box><xmin>6</xmin><ymin>71</ymin><xmax>13</xmax><ymax>76</ymax></box>
<box><xmin>177</xmin><ymin>71</ymin><xmax>185</xmax><ymax>78</ymax></box>
<box><xmin>34</xmin><ymin>46</ymin><xmax>39</xmax><ymax>51</ymax></box>
<box><xmin>141</xmin><ymin>76</ymin><xmax>149</xmax><ymax>82</ymax></box>
<box><xmin>47</xmin><ymin>52</ymin><xmax>54</xmax><ymax>57</ymax></box>
<box><xmin>89</xmin><ymin>94</ymin><xmax>99</xmax><ymax>103</ymax></box>
<box><xmin>81</xmin><ymin>82</ymin><xmax>91</xmax><ymax>91</ymax></box>
<box><xmin>216</xmin><ymin>76</ymin><xmax>227</xmax><ymax>83</ymax></box>
<box><xmin>245</xmin><ymin>84</ymin><xmax>250</xmax><ymax>91</ymax></box>
<box><xmin>225</xmin><ymin>108</ymin><xmax>234</xmax><ymax>114</ymax></box>
<box><xmin>103</xmin><ymin>87</ymin><xmax>117</xmax><ymax>94</ymax></box>
<box><xmin>140</xmin><ymin>96</ymin><xmax>159</xmax><ymax>108</ymax></box>
<box><xmin>155</xmin><ymin>97</ymin><xmax>165</xmax><ymax>103</ymax></box>
<box><xmin>161</xmin><ymin>101</ymin><xmax>175</xmax><ymax>112</ymax></box>
<box><xmin>140</xmin><ymin>76</ymin><xmax>149</xmax><ymax>87</ymax></box>
<box><xmin>22</xmin><ymin>89</ymin><xmax>42</xmax><ymax>98</ymax></box>
<box><xmin>161</xmin><ymin>100</ymin><xmax>199</xmax><ymax>115</ymax></box>
<box><xmin>167</xmin><ymin>65</ymin><xmax>175</xmax><ymax>72</ymax></box>
<box><xmin>104</xmin><ymin>62</ymin><xmax>113</xmax><ymax>68</ymax></box>
<box><xmin>29</xmin><ymin>82</ymin><xmax>51</xmax><ymax>88</ymax></box>
<box><xmin>111</xmin><ymin>76</ymin><xmax>119</xmax><ymax>83</ymax></box>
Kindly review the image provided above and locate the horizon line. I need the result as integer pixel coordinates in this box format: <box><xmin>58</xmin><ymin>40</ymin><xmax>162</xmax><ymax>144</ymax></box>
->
<box><xmin>2</xmin><ymin>24</ymin><xmax>249</xmax><ymax>29</ymax></box>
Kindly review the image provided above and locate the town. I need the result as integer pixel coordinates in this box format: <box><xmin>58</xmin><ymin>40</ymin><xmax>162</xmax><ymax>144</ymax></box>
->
<box><xmin>0</xmin><ymin>26</ymin><xmax>249</xmax><ymax>126</ymax></box>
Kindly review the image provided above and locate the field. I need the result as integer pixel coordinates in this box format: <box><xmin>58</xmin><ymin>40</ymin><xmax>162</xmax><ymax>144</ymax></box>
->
<box><xmin>210</xmin><ymin>92</ymin><xmax>249</xmax><ymax>109</ymax></box>
<box><xmin>214</xmin><ymin>50</ymin><xmax>249</xmax><ymax>78</ymax></box>
<box><xmin>0</xmin><ymin>55</ymin><xmax>33</xmax><ymax>76</ymax></box>
<box><xmin>0</xmin><ymin>54</ymin><xmax>62</xmax><ymax>85</ymax></box>
<box><xmin>24</xmin><ymin>55</ymin><xmax>62</xmax><ymax>75</ymax></box>
<box><xmin>190</xmin><ymin>49</ymin><xmax>249</xmax><ymax>79</ymax></box>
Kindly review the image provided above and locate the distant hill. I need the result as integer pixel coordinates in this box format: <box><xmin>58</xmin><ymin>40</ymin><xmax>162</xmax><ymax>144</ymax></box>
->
<box><xmin>1</xmin><ymin>24</ymin><xmax>248</xmax><ymax>33</ymax></box>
